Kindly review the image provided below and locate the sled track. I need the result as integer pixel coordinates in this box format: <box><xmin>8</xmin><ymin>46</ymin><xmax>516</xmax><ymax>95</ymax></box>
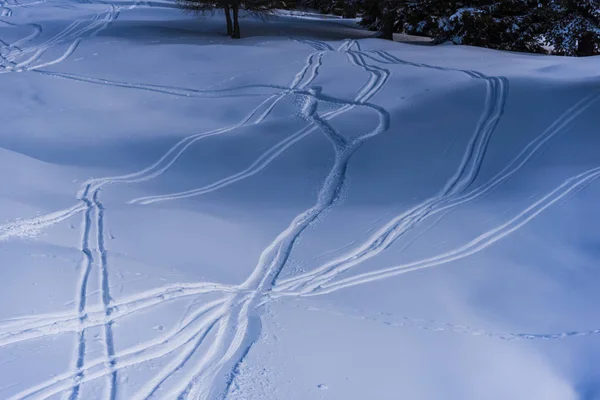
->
<box><xmin>1</xmin><ymin>5</ymin><xmax>600</xmax><ymax>398</ymax></box>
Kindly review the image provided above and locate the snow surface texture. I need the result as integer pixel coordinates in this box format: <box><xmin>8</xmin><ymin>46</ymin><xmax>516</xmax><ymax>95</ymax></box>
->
<box><xmin>1</xmin><ymin>1</ymin><xmax>600</xmax><ymax>400</ymax></box>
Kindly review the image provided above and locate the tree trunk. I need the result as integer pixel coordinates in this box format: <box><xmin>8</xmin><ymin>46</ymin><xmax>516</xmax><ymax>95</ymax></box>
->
<box><xmin>343</xmin><ymin>2</ymin><xmax>357</xmax><ymax>18</ymax></box>
<box><xmin>231</xmin><ymin>2</ymin><xmax>241</xmax><ymax>39</ymax></box>
<box><xmin>380</xmin><ymin>13</ymin><xmax>394</xmax><ymax>40</ymax></box>
<box><xmin>577</xmin><ymin>32</ymin><xmax>595</xmax><ymax>56</ymax></box>
<box><xmin>224</xmin><ymin>4</ymin><xmax>233</xmax><ymax>36</ymax></box>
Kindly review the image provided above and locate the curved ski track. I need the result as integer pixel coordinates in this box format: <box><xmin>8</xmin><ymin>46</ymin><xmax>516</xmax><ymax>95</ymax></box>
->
<box><xmin>0</xmin><ymin>3</ymin><xmax>120</xmax><ymax>73</ymax></box>
<box><xmin>1</xmin><ymin>6</ymin><xmax>599</xmax><ymax>399</ymax></box>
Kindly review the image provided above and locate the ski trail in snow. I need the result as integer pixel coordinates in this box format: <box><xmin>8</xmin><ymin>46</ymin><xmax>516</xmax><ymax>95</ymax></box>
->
<box><xmin>0</xmin><ymin>4</ymin><xmax>120</xmax><ymax>73</ymax></box>
<box><xmin>274</xmin><ymin>43</ymin><xmax>508</xmax><ymax>294</ymax></box>
<box><xmin>3</xmin><ymin>40</ymin><xmax>336</xmax><ymax>399</ymax></box>
<box><xmin>275</xmin><ymin>88</ymin><xmax>600</xmax><ymax>296</ymax></box>
<box><xmin>252</xmin><ymin>49</ymin><xmax>325</xmax><ymax>124</ymax></box>
<box><xmin>0</xmin><ymin>282</ymin><xmax>235</xmax><ymax>348</ymax></box>
<box><xmin>23</xmin><ymin>58</ymin><xmax>388</xmax><ymax>210</ymax></box>
<box><xmin>159</xmin><ymin>40</ymin><xmax>600</xmax><ymax>400</ymax></box>
<box><xmin>3</xmin><ymin>28</ymin><xmax>600</xmax><ymax>400</ymax></box>
<box><xmin>131</xmin><ymin>318</ymin><xmax>221</xmax><ymax>400</ymax></box>
<box><xmin>67</xmin><ymin>184</ymin><xmax>118</xmax><ymax>400</ymax></box>
<box><xmin>0</xmin><ymin>0</ymin><xmax>12</xmax><ymax>16</ymax></box>
<box><xmin>101</xmin><ymin>37</ymin><xmax>390</xmax><ymax>398</ymax></box>
<box><xmin>35</xmin><ymin>69</ymin><xmax>282</xmax><ymax>97</ymax></box>
<box><xmin>0</xmin><ymin>38</ymin><xmax>466</xmax><ymax>240</ymax></box>
<box><xmin>9</xmin><ymin>300</ymin><xmax>227</xmax><ymax>400</ymax></box>
<box><xmin>290</xmin><ymin>36</ymin><xmax>334</xmax><ymax>52</ymax></box>
<box><xmin>99</xmin><ymin>47</ymin><xmax>336</xmax><ymax>400</ymax></box>
<box><xmin>129</xmin><ymin>48</ymin><xmax>328</xmax><ymax>205</ymax></box>
<box><xmin>7</xmin><ymin>0</ymin><xmax>150</xmax><ymax>70</ymax></box>
<box><xmin>67</xmin><ymin>185</ymin><xmax>94</xmax><ymax>400</ymax></box>
<box><xmin>8</xmin><ymin>154</ymin><xmax>600</xmax><ymax>398</ymax></box>
<box><xmin>289</xmin><ymin>166</ymin><xmax>600</xmax><ymax>296</ymax></box>
<box><xmin>0</xmin><ymin>41</ymin><xmax>336</xmax><ymax>248</ymax></box>
<box><xmin>366</xmin><ymin>49</ymin><xmax>486</xmax><ymax>79</ymax></box>
<box><xmin>274</xmin><ymin>44</ymin><xmax>600</xmax><ymax>296</ymax></box>
<box><xmin>0</xmin><ymin>19</ymin><xmax>42</xmax><ymax>57</ymax></box>
<box><xmin>61</xmin><ymin>36</ymin><xmax>378</xmax><ymax>400</ymax></box>
<box><xmin>0</xmin><ymin>84</ymin><xmax>309</xmax><ymax>239</ymax></box>
<box><xmin>129</xmin><ymin>39</ymin><xmax>388</xmax><ymax>205</ymax></box>
<box><xmin>162</xmin><ymin>39</ymin><xmax>391</xmax><ymax>400</ymax></box>
<box><xmin>0</xmin><ymin>203</ymin><xmax>86</xmax><ymax>241</ymax></box>
<box><xmin>92</xmin><ymin>190</ymin><xmax>117</xmax><ymax>400</ymax></box>
<box><xmin>133</xmin><ymin>38</ymin><xmax>513</xmax><ymax>212</ymax></box>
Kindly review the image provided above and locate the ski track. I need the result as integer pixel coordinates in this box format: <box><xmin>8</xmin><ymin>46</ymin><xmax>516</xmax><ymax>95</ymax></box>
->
<box><xmin>0</xmin><ymin>68</ymin><xmax>384</xmax><ymax>239</ymax></box>
<box><xmin>274</xmin><ymin>87</ymin><xmax>600</xmax><ymax>296</ymax></box>
<box><xmin>92</xmin><ymin>190</ymin><xmax>117</xmax><ymax>400</ymax></box>
<box><xmin>129</xmin><ymin>39</ymin><xmax>387</xmax><ymax>205</ymax></box>
<box><xmin>9</xmin><ymin>300</ymin><xmax>227</xmax><ymax>400</ymax></box>
<box><xmin>0</xmin><ymin>3</ymin><xmax>120</xmax><ymax>73</ymax></box>
<box><xmin>0</xmin><ymin>203</ymin><xmax>86</xmax><ymax>242</ymax></box>
<box><xmin>0</xmin><ymin>282</ymin><xmax>235</xmax><ymax>348</ymax></box>
<box><xmin>273</xmin><ymin>48</ymin><xmax>510</xmax><ymax>294</ymax></box>
<box><xmin>1</xmin><ymin>6</ymin><xmax>599</xmax><ymax>398</ymax></box>
<box><xmin>67</xmin><ymin>185</ymin><xmax>94</xmax><ymax>400</ymax></box>
<box><xmin>131</xmin><ymin>38</ymin><xmax>390</xmax><ymax>400</ymax></box>
<box><xmin>294</xmin><ymin>165</ymin><xmax>600</xmax><ymax>296</ymax></box>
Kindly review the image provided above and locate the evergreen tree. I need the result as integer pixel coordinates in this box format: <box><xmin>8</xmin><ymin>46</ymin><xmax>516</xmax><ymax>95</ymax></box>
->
<box><xmin>359</xmin><ymin>0</ymin><xmax>409</xmax><ymax>40</ymax></box>
<box><xmin>359</xmin><ymin>0</ymin><xmax>381</xmax><ymax>30</ymax></box>
<box><xmin>399</xmin><ymin>0</ymin><xmax>545</xmax><ymax>52</ymax></box>
<box><xmin>543</xmin><ymin>0</ymin><xmax>600</xmax><ymax>56</ymax></box>
<box><xmin>376</xmin><ymin>0</ymin><xmax>599</xmax><ymax>56</ymax></box>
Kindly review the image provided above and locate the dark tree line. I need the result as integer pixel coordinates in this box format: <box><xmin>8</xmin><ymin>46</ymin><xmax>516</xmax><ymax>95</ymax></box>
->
<box><xmin>400</xmin><ymin>0</ymin><xmax>599</xmax><ymax>56</ymax></box>
<box><xmin>305</xmin><ymin>0</ymin><xmax>600</xmax><ymax>55</ymax></box>
<box><xmin>363</xmin><ymin>0</ymin><xmax>600</xmax><ymax>56</ymax></box>
<box><xmin>178</xmin><ymin>0</ymin><xmax>600</xmax><ymax>56</ymax></box>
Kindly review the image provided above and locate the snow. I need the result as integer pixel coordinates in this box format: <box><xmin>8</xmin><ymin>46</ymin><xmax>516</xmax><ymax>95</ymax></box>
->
<box><xmin>1</xmin><ymin>1</ymin><xmax>600</xmax><ymax>400</ymax></box>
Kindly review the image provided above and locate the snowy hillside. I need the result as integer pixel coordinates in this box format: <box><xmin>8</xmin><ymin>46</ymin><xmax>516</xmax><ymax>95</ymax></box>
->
<box><xmin>1</xmin><ymin>1</ymin><xmax>600</xmax><ymax>399</ymax></box>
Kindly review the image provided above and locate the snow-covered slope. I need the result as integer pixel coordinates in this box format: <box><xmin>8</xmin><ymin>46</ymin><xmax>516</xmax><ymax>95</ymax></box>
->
<box><xmin>1</xmin><ymin>2</ymin><xmax>600</xmax><ymax>399</ymax></box>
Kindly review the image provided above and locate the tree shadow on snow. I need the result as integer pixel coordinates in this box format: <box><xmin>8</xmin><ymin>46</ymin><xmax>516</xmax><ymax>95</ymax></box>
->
<box><xmin>95</xmin><ymin>10</ymin><xmax>378</xmax><ymax>46</ymax></box>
